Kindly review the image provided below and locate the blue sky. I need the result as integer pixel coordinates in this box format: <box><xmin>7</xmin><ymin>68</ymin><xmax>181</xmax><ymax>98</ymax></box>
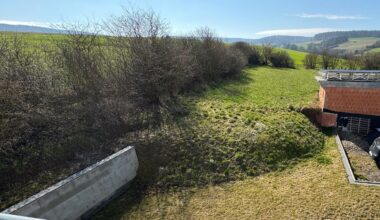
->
<box><xmin>0</xmin><ymin>0</ymin><xmax>379</xmax><ymax>38</ymax></box>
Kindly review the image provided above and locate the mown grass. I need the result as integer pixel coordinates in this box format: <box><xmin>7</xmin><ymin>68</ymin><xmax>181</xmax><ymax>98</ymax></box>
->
<box><xmin>201</xmin><ymin>66</ymin><xmax>317</xmax><ymax>108</ymax></box>
<box><xmin>94</xmin><ymin>65</ymin><xmax>330</xmax><ymax>219</ymax></box>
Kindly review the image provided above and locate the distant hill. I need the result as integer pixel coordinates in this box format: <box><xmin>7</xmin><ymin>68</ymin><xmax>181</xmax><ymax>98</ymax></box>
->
<box><xmin>222</xmin><ymin>36</ymin><xmax>312</xmax><ymax>46</ymax></box>
<box><xmin>1</xmin><ymin>25</ymin><xmax>380</xmax><ymax>56</ymax></box>
<box><xmin>222</xmin><ymin>31</ymin><xmax>380</xmax><ymax>53</ymax></box>
<box><xmin>251</xmin><ymin>35</ymin><xmax>312</xmax><ymax>45</ymax></box>
<box><xmin>0</xmin><ymin>23</ymin><xmax>65</xmax><ymax>34</ymax></box>
<box><xmin>315</xmin><ymin>31</ymin><xmax>380</xmax><ymax>41</ymax></box>
<box><xmin>221</xmin><ymin>38</ymin><xmax>257</xmax><ymax>44</ymax></box>
<box><xmin>294</xmin><ymin>31</ymin><xmax>380</xmax><ymax>55</ymax></box>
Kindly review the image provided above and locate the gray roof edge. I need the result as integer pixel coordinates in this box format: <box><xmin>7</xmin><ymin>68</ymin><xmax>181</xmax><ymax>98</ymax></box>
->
<box><xmin>317</xmin><ymin>78</ymin><xmax>380</xmax><ymax>88</ymax></box>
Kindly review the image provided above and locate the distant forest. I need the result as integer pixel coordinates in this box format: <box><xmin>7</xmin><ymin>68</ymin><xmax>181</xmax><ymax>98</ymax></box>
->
<box><xmin>314</xmin><ymin>30</ymin><xmax>380</xmax><ymax>40</ymax></box>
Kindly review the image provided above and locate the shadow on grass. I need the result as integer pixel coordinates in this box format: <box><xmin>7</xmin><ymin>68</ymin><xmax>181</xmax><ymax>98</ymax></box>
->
<box><xmin>91</xmin><ymin>179</ymin><xmax>145</xmax><ymax>220</ymax></box>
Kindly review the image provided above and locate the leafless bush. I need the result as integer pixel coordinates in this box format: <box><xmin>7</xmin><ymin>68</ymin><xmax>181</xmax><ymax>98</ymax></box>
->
<box><xmin>107</xmin><ymin>8</ymin><xmax>196</xmax><ymax>113</ymax></box>
<box><xmin>344</xmin><ymin>55</ymin><xmax>362</xmax><ymax>70</ymax></box>
<box><xmin>225</xmin><ymin>47</ymin><xmax>247</xmax><ymax>75</ymax></box>
<box><xmin>362</xmin><ymin>52</ymin><xmax>380</xmax><ymax>70</ymax></box>
<box><xmin>303</xmin><ymin>53</ymin><xmax>318</xmax><ymax>69</ymax></box>
<box><xmin>192</xmin><ymin>27</ymin><xmax>230</xmax><ymax>81</ymax></box>
<box><xmin>190</xmin><ymin>27</ymin><xmax>246</xmax><ymax>83</ymax></box>
<box><xmin>0</xmin><ymin>34</ymin><xmax>59</xmax><ymax>190</ymax></box>
<box><xmin>320</xmin><ymin>49</ymin><xmax>340</xmax><ymax>69</ymax></box>
<box><xmin>56</xmin><ymin>24</ymin><xmax>106</xmax><ymax>98</ymax></box>
<box><xmin>231</xmin><ymin>42</ymin><xmax>262</xmax><ymax>65</ymax></box>
<box><xmin>261</xmin><ymin>44</ymin><xmax>273</xmax><ymax>65</ymax></box>
<box><xmin>269</xmin><ymin>51</ymin><xmax>295</xmax><ymax>68</ymax></box>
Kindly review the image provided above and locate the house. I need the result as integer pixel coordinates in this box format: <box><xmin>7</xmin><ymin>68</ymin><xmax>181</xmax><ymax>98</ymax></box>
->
<box><xmin>316</xmin><ymin>70</ymin><xmax>380</xmax><ymax>135</ymax></box>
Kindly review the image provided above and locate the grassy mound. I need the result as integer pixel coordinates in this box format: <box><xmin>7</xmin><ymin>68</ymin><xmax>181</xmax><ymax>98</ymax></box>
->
<box><xmin>95</xmin><ymin>66</ymin><xmax>327</xmax><ymax>219</ymax></box>
<box><xmin>133</xmin><ymin>67</ymin><xmax>324</xmax><ymax>187</ymax></box>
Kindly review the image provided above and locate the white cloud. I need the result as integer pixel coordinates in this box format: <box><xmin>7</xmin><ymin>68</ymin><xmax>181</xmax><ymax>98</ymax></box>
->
<box><xmin>0</xmin><ymin>20</ymin><xmax>52</xmax><ymax>28</ymax></box>
<box><xmin>256</xmin><ymin>28</ymin><xmax>338</xmax><ymax>37</ymax></box>
<box><xmin>296</xmin><ymin>13</ymin><xmax>366</xmax><ymax>20</ymax></box>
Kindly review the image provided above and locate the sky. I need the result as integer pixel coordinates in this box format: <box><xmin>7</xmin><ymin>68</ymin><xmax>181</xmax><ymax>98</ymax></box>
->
<box><xmin>0</xmin><ymin>0</ymin><xmax>379</xmax><ymax>39</ymax></box>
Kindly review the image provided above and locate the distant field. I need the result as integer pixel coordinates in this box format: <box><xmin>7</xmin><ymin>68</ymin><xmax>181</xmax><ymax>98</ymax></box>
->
<box><xmin>336</xmin><ymin>37</ymin><xmax>380</xmax><ymax>52</ymax></box>
<box><xmin>295</xmin><ymin>40</ymin><xmax>322</xmax><ymax>48</ymax></box>
<box><xmin>0</xmin><ymin>32</ymin><xmax>65</xmax><ymax>45</ymax></box>
<box><xmin>295</xmin><ymin>37</ymin><xmax>380</xmax><ymax>54</ymax></box>
<box><xmin>368</xmin><ymin>47</ymin><xmax>380</xmax><ymax>53</ymax></box>
<box><xmin>281</xmin><ymin>48</ymin><xmax>307</xmax><ymax>67</ymax></box>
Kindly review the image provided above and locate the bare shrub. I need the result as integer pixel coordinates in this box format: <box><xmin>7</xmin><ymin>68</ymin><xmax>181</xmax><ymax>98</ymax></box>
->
<box><xmin>362</xmin><ymin>52</ymin><xmax>380</xmax><ymax>70</ymax></box>
<box><xmin>261</xmin><ymin>44</ymin><xmax>273</xmax><ymax>65</ymax></box>
<box><xmin>107</xmin><ymin>8</ymin><xmax>195</xmax><ymax>113</ymax></box>
<box><xmin>303</xmin><ymin>53</ymin><xmax>318</xmax><ymax>69</ymax></box>
<box><xmin>344</xmin><ymin>55</ymin><xmax>362</xmax><ymax>70</ymax></box>
<box><xmin>0</xmin><ymin>34</ymin><xmax>58</xmax><ymax>191</ymax></box>
<box><xmin>192</xmin><ymin>27</ymin><xmax>230</xmax><ymax>81</ymax></box>
<box><xmin>225</xmin><ymin>47</ymin><xmax>247</xmax><ymax>76</ymax></box>
<box><xmin>320</xmin><ymin>49</ymin><xmax>340</xmax><ymax>69</ymax></box>
<box><xmin>231</xmin><ymin>41</ymin><xmax>262</xmax><ymax>65</ymax></box>
<box><xmin>55</xmin><ymin>24</ymin><xmax>106</xmax><ymax>98</ymax></box>
<box><xmin>269</xmin><ymin>51</ymin><xmax>295</xmax><ymax>68</ymax></box>
<box><xmin>191</xmin><ymin>27</ymin><xmax>246</xmax><ymax>82</ymax></box>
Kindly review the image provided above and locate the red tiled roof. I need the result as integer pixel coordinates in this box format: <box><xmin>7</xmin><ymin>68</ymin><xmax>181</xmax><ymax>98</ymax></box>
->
<box><xmin>320</xmin><ymin>86</ymin><xmax>380</xmax><ymax>116</ymax></box>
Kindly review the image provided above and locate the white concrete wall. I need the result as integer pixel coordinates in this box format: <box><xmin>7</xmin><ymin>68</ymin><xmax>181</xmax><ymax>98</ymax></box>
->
<box><xmin>2</xmin><ymin>146</ymin><xmax>138</xmax><ymax>220</ymax></box>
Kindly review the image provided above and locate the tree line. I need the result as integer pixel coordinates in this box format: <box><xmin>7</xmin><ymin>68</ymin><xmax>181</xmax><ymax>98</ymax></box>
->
<box><xmin>303</xmin><ymin>49</ymin><xmax>380</xmax><ymax>70</ymax></box>
<box><xmin>231</xmin><ymin>42</ymin><xmax>295</xmax><ymax>68</ymax></box>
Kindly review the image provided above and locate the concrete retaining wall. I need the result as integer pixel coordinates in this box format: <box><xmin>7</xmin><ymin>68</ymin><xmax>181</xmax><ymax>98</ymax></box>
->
<box><xmin>2</xmin><ymin>146</ymin><xmax>138</xmax><ymax>220</ymax></box>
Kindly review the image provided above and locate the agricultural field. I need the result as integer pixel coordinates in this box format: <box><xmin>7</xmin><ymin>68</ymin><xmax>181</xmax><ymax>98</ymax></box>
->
<box><xmin>335</xmin><ymin>37</ymin><xmax>380</xmax><ymax>52</ymax></box>
<box><xmin>0</xmin><ymin>32</ymin><xmax>65</xmax><ymax>46</ymax></box>
<box><xmin>295</xmin><ymin>40</ymin><xmax>322</xmax><ymax>48</ymax></box>
<box><xmin>368</xmin><ymin>47</ymin><xmax>380</xmax><ymax>53</ymax></box>
<box><xmin>295</xmin><ymin>37</ymin><xmax>380</xmax><ymax>55</ymax></box>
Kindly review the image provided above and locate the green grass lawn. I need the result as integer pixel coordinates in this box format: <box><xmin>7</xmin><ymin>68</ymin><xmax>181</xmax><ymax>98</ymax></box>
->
<box><xmin>281</xmin><ymin>49</ymin><xmax>308</xmax><ymax>68</ymax></box>
<box><xmin>202</xmin><ymin>66</ymin><xmax>317</xmax><ymax>108</ymax></box>
<box><xmin>94</xmin><ymin>63</ymin><xmax>380</xmax><ymax>219</ymax></box>
<box><xmin>94</xmin><ymin>65</ymin><xmax>332</xmax><ymax>219</ymax></box>
<box><xmin>130</xmin><ymin>66</ymin><xmax>324</xmax><ymax>187</ymax></box>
